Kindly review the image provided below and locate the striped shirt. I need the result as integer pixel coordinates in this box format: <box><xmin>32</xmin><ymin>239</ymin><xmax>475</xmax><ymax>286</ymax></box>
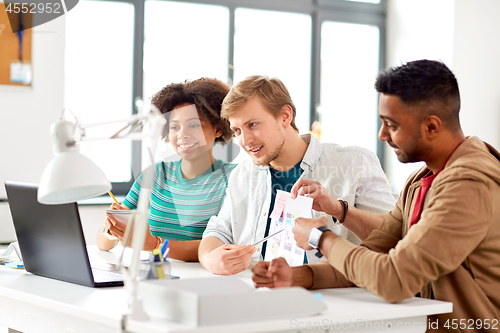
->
<box><xmin>123</xmin><ymin>159</ymin><xmax>236</xmax><ymax>241</ymax></box>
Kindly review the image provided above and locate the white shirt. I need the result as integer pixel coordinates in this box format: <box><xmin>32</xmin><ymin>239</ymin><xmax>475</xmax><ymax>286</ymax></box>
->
<box><xmin>203</xmin><ymin>134</ymin><xmax>396</xmax><ymax>264</ymax></box>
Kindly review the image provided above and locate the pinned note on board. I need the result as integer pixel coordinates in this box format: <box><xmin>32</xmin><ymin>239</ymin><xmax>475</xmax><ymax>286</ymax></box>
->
<box><xmin>10</xmin><ymin>61</ymin><xmax>32</xmax><ymax>84</ymax></box>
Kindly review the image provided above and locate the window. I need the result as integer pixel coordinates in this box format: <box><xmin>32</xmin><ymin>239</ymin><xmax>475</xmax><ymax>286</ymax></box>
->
<box><xmin>319</xmin><ymin>21</ymin><xmax>380</xmax><ymax>153</ymax></box>
<box><xmin>143</xmin><ymin>1</ymin><xmax>229</xmax><ymax>97</ymax></box>
<box><xmin>65</xmin><ymin>1</ymin><xmax>134</xmax><ymax>183</ymax></box>
<box><xmin>233</xmin><ymin>8</ymin><xmax>311</xmax><ymax>134</ymax></box>
<box><xmin>143</xmin><ymin>1</ymin><xmax>230</xmax><ymax>163</ymax></box>
<box><xmin>65</xmin><ymin>0</ymin><xmax>386</xmax><ymax>194</ymax></box>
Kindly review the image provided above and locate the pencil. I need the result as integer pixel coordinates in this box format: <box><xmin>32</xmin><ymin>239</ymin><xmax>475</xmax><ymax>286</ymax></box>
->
<box><xmin>108</xmin><ymin>191</ymin><xmax>119</xmax><ymax>204</ymax></box>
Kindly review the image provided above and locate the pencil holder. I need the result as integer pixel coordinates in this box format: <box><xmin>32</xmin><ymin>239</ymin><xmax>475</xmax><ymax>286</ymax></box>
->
<box><xmin>144</xmin><ymin>260</ymin><xmax>171</xmax><ymax>280</ymax></box>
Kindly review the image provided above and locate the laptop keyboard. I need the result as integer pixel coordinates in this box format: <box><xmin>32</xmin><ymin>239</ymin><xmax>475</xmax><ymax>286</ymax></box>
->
<box><xmin>92</xmin><ymin>268</ymin><xmax>124</xmax><ymax>282</ymax></box>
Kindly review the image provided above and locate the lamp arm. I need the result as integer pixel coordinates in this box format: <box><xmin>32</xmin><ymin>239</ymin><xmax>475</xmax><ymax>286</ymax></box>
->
<box><xmin>78</xmin><ymin>114</ymin><xmax>143</xmax><ymax>130</ymax></box>
<box><xmin>72</xmin><ymin>105</ymin><xmax>165</xmax><ymax>143</ymax></box>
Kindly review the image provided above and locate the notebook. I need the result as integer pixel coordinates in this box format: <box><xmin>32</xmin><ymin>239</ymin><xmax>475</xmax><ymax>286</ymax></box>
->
<box><xmin>4</xmin><ymin>181</ymin><xmax>124</xmax><ymax>288</ymax></box>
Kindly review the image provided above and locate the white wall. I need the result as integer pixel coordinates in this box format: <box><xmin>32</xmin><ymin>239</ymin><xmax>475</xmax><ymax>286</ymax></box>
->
<box><xmin>0</xmin><ymin>12</ymin><xmax>118</xmax><ymax>247</ymax></box>
<box><xmin>0</xmin><ymin>16</ymin><xmax>66</xmax><ymax>199</ymax></box>
<box><xmin>453</xmin><ymin>0</ymin><xmax>500</xmax><ymax>148</ymax></box>
<box><xmin>385</xmin><ymin>0</ymin><xmax>455</xmax><ymax>194</ymax></box>
<box><xmin>0</xmin><ymin>203</ymin><xmax>16</xmax><ymax>243</ymax></box>
<box><xmin>385</xmin><ymin>0</ymin><xmax>500</xmax><ymax>194</ymax></box>
<box><xmin>387</xmin><ymin>0</ymin><xmax>455</xmax><ymax>66</ymax></box>
<box><xmin>0</xmin><ymin>16</ymin><xmax>67</xmax><ymax>241</ymax></box>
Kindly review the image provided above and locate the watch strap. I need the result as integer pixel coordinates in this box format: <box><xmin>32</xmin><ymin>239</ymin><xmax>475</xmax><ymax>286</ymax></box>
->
<box><xmin>317</xmin><ymin>226</ymin><xmax>330</xmax><ymax>233</ymax></box>
<box><xmin>313</xmin><ymin>226</ymin><xmax>331</xmax><ymax>258</ymax></box>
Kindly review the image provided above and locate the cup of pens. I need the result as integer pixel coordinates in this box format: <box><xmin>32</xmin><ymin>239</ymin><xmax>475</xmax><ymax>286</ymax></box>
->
<box><xmin>143</xmin><ymin>240</ymin><xmax>172</xmax><ymax>280</ymax></box>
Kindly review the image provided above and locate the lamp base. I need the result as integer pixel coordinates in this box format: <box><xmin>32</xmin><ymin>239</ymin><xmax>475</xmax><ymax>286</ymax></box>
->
<box><xmin>125</xmin><ymin>296</ymin><xmax>150</xmax><ymax>322</ymax></box>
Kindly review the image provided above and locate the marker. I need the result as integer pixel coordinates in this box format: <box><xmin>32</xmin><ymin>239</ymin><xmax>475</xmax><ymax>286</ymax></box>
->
<box><xmin>152</xmin><ymin>249</ymin><xmax>165</xmax><ymax>279</ymax></box>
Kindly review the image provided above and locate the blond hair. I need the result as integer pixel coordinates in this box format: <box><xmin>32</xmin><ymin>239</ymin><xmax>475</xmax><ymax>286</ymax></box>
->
<box><xmin>221</xmin><ymin>75</ymin><xmax>298</xmax><ymax>132</ymax></box>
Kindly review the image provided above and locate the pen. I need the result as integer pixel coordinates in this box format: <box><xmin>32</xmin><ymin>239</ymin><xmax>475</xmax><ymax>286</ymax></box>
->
<box><xmin>253</xmin><ymin>228</ymin><xmax>286</xmax><ymax>247</ymax></box>
<box><xmin>161</xmin><ymin>239</ymin><xmax>170</xmax><ymax>259</ymax></box>
<box><xmin>162</xmin><ymin>248</ymin><xmax>170</xmax><ymax>261</ymax></box>
<box><xmin>108</xmin><ymin>191</ymin><xmax>119</xmax><ymax>204</ymax></box>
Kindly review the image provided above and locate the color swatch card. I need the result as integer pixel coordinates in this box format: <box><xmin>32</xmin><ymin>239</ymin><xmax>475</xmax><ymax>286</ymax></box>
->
<box><xmin>264</xmin><ymin>190</ymin><xmax>313</xmax><ymax>266</ymax></box>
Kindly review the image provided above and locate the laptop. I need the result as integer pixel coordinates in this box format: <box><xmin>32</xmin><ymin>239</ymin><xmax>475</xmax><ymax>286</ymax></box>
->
<box><xmin>5</xmin><ymin>181</ymin><xmax>124</xmax><ymax>288</ymax></box>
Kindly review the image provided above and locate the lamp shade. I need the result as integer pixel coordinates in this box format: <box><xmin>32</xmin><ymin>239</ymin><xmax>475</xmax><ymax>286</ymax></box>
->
<box><xmin>38</xmin><ymin>150</ymin><xmax>111</xmax><ymax>204</ymax></box>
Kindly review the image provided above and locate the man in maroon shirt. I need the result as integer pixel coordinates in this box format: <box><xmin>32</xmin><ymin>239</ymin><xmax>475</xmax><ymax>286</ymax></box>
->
<box><xmin>252</xmin><ymin>60</ymin><xmax>500</xmax><ymax>331</ymax></box>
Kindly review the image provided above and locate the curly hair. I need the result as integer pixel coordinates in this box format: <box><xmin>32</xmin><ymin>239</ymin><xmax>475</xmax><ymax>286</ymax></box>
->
<box><xmin>151</xmin><ymin>78</ymin><xmax>232</xmax><ymax>144</ymax></box>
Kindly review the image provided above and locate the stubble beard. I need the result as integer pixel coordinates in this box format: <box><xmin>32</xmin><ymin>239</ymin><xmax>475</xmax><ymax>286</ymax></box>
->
<box><xmin>397</xmin><ymin>132</ymin><xmax>428</xmax><ymax>164</ymax></box>
<box><xmin>254</xmin><ymin>134</ymin><xmax>285</xmax><ymax>166</ymax></box>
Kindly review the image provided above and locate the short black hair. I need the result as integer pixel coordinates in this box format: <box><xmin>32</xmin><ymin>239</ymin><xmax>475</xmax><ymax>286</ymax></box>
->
<box><xmin>375</xmin><ymin>60</ymin><xmax>461</xmax><ymax>129</ymax></box>
<box><xmin>151</xmin><ymin>77</ymin><xmax>232</xmax><ymax>144</ymax></box>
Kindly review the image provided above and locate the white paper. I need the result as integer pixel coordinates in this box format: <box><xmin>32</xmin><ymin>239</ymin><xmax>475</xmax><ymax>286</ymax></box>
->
<box><xmin>106</xmin><ymin>210</ymin><xmax>132</xmax><ymax>225</ymax></box>
<box><xmin>264</xmin><ymin>190</ymin><xmax>313</xmax><ymax>266</ymax></box>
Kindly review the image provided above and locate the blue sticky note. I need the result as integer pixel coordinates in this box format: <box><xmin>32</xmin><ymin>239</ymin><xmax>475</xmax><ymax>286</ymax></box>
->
<box><xmin>6</xmin><ymin>261</ymin><xmax>24</xmax><ymax>269</ymax></box>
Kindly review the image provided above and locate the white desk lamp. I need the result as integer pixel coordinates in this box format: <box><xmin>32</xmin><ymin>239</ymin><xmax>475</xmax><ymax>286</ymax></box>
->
<box><xmin>38</xmin><ymin>106</ymin><xmax>166</xmax><ymax>320</ymax></box>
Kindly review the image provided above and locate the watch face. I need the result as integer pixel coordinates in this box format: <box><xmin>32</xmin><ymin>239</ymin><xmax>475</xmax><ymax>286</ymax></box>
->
<box><xmin>308</xmin><ymin>228</ymin><xmax>322</xmax><ymax>249</ymax></box>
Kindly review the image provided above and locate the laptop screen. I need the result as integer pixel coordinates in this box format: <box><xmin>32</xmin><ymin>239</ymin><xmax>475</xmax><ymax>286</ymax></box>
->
<box><xmin>5</xmin><ymin>181</ymin><xmax>122</xmax><ymax>287</ymax></box>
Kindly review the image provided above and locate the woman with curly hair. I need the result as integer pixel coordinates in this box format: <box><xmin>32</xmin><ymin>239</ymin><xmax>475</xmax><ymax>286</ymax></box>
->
<box><xmin>97</xmin><ymin>78</ymin><xmax>236</xmax><ymax>261</ymax></box>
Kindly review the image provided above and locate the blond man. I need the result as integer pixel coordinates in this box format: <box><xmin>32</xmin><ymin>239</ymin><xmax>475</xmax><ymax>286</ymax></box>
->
<box><xmin>199</xmin><ymin>75</ymin><xmax>395</xmax><ymax>275</ymax></box>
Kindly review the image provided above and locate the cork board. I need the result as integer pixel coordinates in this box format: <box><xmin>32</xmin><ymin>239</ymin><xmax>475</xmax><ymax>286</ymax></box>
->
<box><xmin>0</xmin><ymin>4</ymin><xmax>32</xmax><ymax>86</ymax></box>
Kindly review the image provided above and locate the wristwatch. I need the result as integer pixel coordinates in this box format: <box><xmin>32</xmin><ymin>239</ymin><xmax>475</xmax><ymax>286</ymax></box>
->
<box><xmin>308</xmin><ymin>226</ymin><xmax>331</xmax><ymax>258</ymax></box>
<box><xmin>103</xmin><ymin>226</ymin><xmax>117</xmax><ymax>240</ymax></box>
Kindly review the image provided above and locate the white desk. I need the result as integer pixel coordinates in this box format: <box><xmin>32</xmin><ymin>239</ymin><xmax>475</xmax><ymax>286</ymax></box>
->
<box><xmin>0</xmin><ymin>246</ymin><xmax>452</xmax><ymax>333</ymax></box>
